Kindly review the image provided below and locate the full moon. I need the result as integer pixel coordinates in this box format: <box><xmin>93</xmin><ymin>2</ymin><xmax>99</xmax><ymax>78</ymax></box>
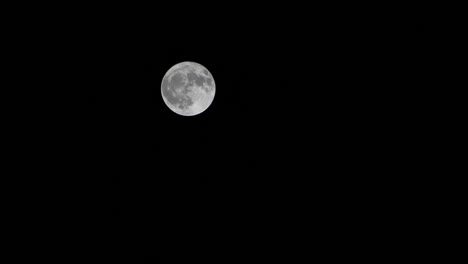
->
<box><xmin>161</xmin><ymin>62</ymin><xmax>215</xmax><ymax>116</ymax></box>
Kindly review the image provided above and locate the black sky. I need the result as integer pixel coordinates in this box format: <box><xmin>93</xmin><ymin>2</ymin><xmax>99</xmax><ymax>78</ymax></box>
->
<box><xmin>18</xmin><ymin>3</ymin><xmax>432</xmax><ymax>260</ymax></box>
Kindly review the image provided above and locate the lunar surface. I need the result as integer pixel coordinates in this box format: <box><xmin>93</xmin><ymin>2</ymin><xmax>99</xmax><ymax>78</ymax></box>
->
<box><xmin>161</xmin><ymin>62</ymin><xmax>215</xmax><ymax>116</ymax></box>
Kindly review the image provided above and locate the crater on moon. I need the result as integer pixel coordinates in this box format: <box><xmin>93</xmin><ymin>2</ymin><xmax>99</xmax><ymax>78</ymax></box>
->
<box><xmin>161</xmin><ymin>62</ymin><xmax>216</xmax><ymax>116</ymax></box>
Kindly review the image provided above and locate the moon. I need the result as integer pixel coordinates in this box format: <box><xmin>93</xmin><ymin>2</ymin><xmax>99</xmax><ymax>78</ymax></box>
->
<box><xmin>161</xmin><ymin>62</ymin><xmax>216</xmax><ymax>116</ymax></box>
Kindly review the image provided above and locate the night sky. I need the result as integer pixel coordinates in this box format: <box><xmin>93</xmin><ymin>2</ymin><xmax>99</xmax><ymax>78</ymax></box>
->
<box><xmin>23</xmin><ymin>3</ymin><xmax>432</xmax><ymax>261</ymax></box>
